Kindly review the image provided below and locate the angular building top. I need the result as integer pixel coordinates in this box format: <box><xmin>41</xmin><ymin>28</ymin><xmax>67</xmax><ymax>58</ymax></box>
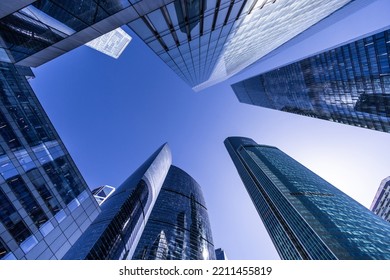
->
<box><xmin>126</xmin><ymin>0</ymin><xmax>354</xmax><ymax>90</ymax></box>
<box><xmin>225</xmin><ymin>136</ymin><xmax>390</xmax><ymax>259</ymax></box>
<box><xmin>85</xmin><ymin>27</ymin><xmax>132</xmax><ymax>59</ymax></box>
<box><xmin>63</xmin><ymin>143</ymin><xmax>172</xmax><ymax>260</ymax></box>
<box><xmin>91</xmin><ymin>185</ymin><xmax>116</xmax><ymax>206</ymax></box>
<box><xmin>370</xmin><ymin>176</ymin><xmax>390</xmax><ymax>222</ymax></box>
<box><xmin>0</xmin><ymin>1</ymin><xmax>356</xmax><ymax>89</ymax></box>
<box><xmin>64</xmin><ymin>144</ymin><xmax>216</xmax><ymax>260</ymax></box>
<box><xmin>232</xmin><ymin>29</ymin><xmax>390</xmax><ymax>133</ymax></box>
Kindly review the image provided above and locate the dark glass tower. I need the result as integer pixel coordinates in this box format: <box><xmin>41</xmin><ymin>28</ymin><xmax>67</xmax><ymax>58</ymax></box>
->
<box><xmin>215</xmin><ymin>247</ymin><xmax>228</xmax><ymax>260</ymax></box>
<box><xmin>132</xmin><ymin>165</ymin><xmax>215</xmax><ymax>260</ymax></box>
<box><xmin>232</xmin><ymin>29</ymin><xmax>390</xmax><ymax>133</ymax></box>
<box><xmin>0</xmin><ymin>62</ymin><xmax>100</xmax><ymax>260</ymax></box>
<box><xmin>225</xmin><ymin>136</ymin><xmax>390</xmax><ymax>260</ymax></box>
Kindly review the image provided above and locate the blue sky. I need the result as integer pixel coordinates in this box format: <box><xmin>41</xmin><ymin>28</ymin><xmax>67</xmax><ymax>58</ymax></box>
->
<box><xmin>30</xmin><ymin>0</ymin><xmax>390</xmax><ymax>260</ymax></box>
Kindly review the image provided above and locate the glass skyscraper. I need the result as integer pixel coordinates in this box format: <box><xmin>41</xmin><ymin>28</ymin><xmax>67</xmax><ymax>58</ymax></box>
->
<box><xmin>132</xmin><ymin>165</ymin><xmax>215</xmax><ymax>260</ymax></box>
<box><xmin>1</xmin><ymin>2</ymin><xmax>220</xmax><ymax>260</ymax></box>
<box><xmin>0</xmin><ymin>61</ymin><xmax>100</xmax><ymax>260</ymax></box>
<box><xmin>0</xmin><ymin>0</ymin><xmax>136</xmax><ymax>66</ymax></box>
<box><xmin>370</xmin><ymin>176</ymin><xmax>390</xmax><ymax>222</ymax></box>
<box><xmin>232</xmin><ymin>29</ymin><xmax>390</xmax><ymax>133</ymax></box>
<box><xmin>126</xmin><ymin>0</ymin><xmax>355</xmax><ymax>90</ymax></box>
<box><xmin>225</xmin><ymin>136</ymin><xmax>390</xmax><ymax>260</ymax></box>
<box><xmin>64</xmin><ymin>144</ymin><xmax>215</xmax><ymax>260</ymax></box>
<box><xmin>1</xmin><ymin>1</ymin><xmax>356</xmax><ymax>90</ymax></box>
<box><xmin>63</xmin><ymin>143</ymin><xmax>172</xmax><ymax>260</ymax></box>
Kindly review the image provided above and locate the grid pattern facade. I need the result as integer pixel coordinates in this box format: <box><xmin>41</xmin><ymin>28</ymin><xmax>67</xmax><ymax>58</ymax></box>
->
<box><xmin>0</xmin><ymin>62</ymin><xmax>100</xmax><ymax>260</ymax></box>
<box><xmin>126</xmin><ymin>0</ymin><xmax>353</xmax><ymax>90</ymax></box>
<box><xmin>1</xmin><ymin>1</ymin><xmax>353</xmax><ymax>88</ymax></box>
<box><xmin>132</xmin><ymin>165</ymin><xmax>215</xmax><ymax>260</ymax></box>
<box><xmin>225</xmin><ymin>137</ymin><xmax>390</xmax><ymax>260</ymax></box>
<box><xmin>370</xmin><ymin>177</ymin><xmax>390</xmax><ymax>222</ymax></box>
<box><xmin>0</xmin><ymin>0</ymin><xmax>143</xmax><ymax>66</ymax></box>
<box><xmin>232</xmin><ymin>30</ymin><xmax>390</xmax><ymax>133</ymax></box>
<box><xmin>127</xmin><ymin>0</ymin><xmax>248</xmax><ymax>87</ymax></box>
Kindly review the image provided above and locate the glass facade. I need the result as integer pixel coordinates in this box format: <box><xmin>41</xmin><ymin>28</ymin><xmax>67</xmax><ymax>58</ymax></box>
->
<box><xmin>127</xmin><ymin>0</ymin><xmax>248</xmax><ymax>88</ymax></box>
<box><xmin>232</xmin><ymin>30</ymin><xmax>390</xmax><ymax>133</ymax></box>
<box><xmin>370</xmin><ymin>177</ymin><xmax>390</xmax><ymax>223</ymax></box>
<box><xmin>1</xmin><ymin>1</ymin><xmax>354</xmax><ymax>88</ymax></box>
<box><xmin>0</xmin><ymin>62</ymin><xmax>100</xmax><ymax>260</ymax></box>
<box><xmin>215</xmin><ymin>247</ymin><xmax>227</xmax><ymax>260</ymax></box>
<box><xmin>133</xmin><ymin>165</ymin><xmax>215</xmax><ymax>260</ymax></box>
<box><xmin>126</xmin><ymin>0</ymin><xmax>353</xmax><ymax>90</ymax></box>
<box><xmin>63</xmin><ymin>144</ymin><xmax>172</xmax><ymax>260</ymax></box>
<box><xmin>64</xmin><ymin>146</ymin><xmax>216</xmax><ymax>260</ymax></box>
<box><xmin>225</xmin><ymin>136</ymin><xmax>390</xmax><ymax>260</ymax></box>
<box><xmin>0</xmin><ymin>0</ymin><xmax>138</xmax><ymax>66</ymax></box>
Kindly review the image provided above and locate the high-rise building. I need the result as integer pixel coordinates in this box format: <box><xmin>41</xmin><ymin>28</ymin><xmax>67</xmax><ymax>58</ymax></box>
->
<box><xmin>63</xmin><ymin>143</ymin><xmax>172</xmax><ymax>260</ymax></box>
<box><xmin>1</xmin><ymin>1</ymin><xmax>358</xmax><ymax>90</ymax></box>
<box><xmin>0</xmin><ymin>0</ymin><xmax>135</xmax><ymax>66</ymax></box>
<box><xmin>232</xmin><ymin>30</ymin><xmax>390</xmax><ymax>133</ymax></box>
<box><xmin>126</xmin><ymin>0</ymin><xmax>355</xmax><ymax>90</ymax></box>
<box><xmin>63</xmin><ymin>144</ymin><xmax>215</xmax><ymax>260</ymax></box>
<box><xmin>370</xmin><ymin>176</ymin><xmax>390</xmax><ymax>222</ymax></box>
<box><xmin>0</xmin><ymin>61</ymin><xmax>100</xmax><ymax>260</ymax></box>
<box><xmin>224</xmin><ymin>136</ymin><xmax>390</xmax><ymax>259</ymax></box>
<box><xmin>132</xmin><ymin>165</ymin><xmax>215</xmax><ymax>260</ymax></box>
<box><xmin>215</xmin><ymin>247</ymin><xmax>228</xmax><ymax>260</ymax></box>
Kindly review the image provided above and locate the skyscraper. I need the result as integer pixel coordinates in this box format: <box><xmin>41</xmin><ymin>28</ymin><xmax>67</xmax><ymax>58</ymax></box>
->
<box><xmin>232</xmin><ymin>29</ymin><xmax>390</xmax><ymax>133</ymax></box>
<box><xmin>132</xmin><ymin>165</ymin><xmax>215</xmax><ymax>260</ymax></box>
<box><xmin>63</xmin><ymin>143</ymin><xmax>172</xmax><ymax>260</ymax></box>
<box><xmin>225</xmin><ymin>136</ymin><xmax>390</xmax><ymax>259</ymax></box>
<box><xmin>126</xmin><ymin>0</ymin><xmax>356</xmax><ymax>90</ymax></box>
<box><xmin>64</xmin><ymin>144</ymin><xmax>215</xmax><ymax>260</ymax></box>
<box><xmin>215</xmin><ymin>248</ymin><xmax>228</xmax><ymax>260</ymax></box>
<box><xmin>0</xmin><ymin>61</ymin><xmax>100</xmax><ymax>260</ymax></box>
<box><xmin>1</xmin><ymin>1</ymin><xmax>358</xmax><ymax>90</ymax></box>
<box><xmin>370</xmin><ymin>176</ymin><xmax>390</xmax><ymax>222</ymax></box>
<box><xmin>0</xmin><ymin>1</ymin><xmax>135</xmax><ymax>66</ymax></box>
<box><xmin>1</xmin><ymin>1</ymin><xmax>223</xmax><ymax>261</ymax></box>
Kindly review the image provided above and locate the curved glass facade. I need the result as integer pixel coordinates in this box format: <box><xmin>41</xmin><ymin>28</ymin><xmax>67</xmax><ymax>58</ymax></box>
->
<box><xmin>225</xmin><ymin>136</ymin><xmax>390</xmax><ymax>260</ymax></box>
<box><xmin>63</xmin><ymin>143</ymin><xmax>172</xmax><ymax>260</ymax></box>
<box><xmin>133</xmin><ymin>165</ymin><xmax>215</xmax><ymax>260</ymax></box>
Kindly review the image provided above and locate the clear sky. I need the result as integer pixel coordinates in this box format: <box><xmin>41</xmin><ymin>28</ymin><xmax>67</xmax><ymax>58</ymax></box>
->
<box><xmin>30</xmin><ymin>0</ymin><xmax>390</xmax><ymax>260</ymax></box>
